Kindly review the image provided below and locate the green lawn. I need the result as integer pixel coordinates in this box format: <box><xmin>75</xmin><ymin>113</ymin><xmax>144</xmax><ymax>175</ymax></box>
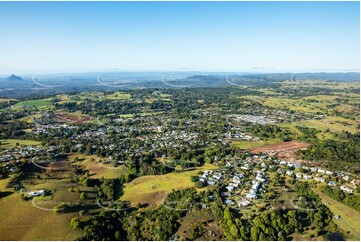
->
<box><xmin>0</xmin><ymin>139</ymin><xmax>41</xmax><ymax>148</ymax></box>
<box><xmin>231</xmin><ymin>138</ymin><xmax>282</xmax><ymax>150</ymax></box>
<box><xmin>12</xmin><ymin>99</ymin><xmax>53</xmax><ymax>110</ymax></box>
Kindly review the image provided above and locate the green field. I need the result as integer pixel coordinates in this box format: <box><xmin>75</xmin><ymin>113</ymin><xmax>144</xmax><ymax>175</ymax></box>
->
<box><xmin>12</xmin><ymin>99</ymin><xmax>53</xmax><ymax>110</ymax></box>
<box><xmin>0</xmin><ymin>168</ymin><xmax>81</xmax><ymax>240</ymax></box>
<box><xmin>0</xmin><ymin>193</ymin><xmax>81</xmax><ymax>240</ymax></box>
<box><xmin>121</xmin><ymin>163</ymin><xmax>218</xmax><ymax>208</ymax></box>
<box><xmin>69</xmin><ymin>154</ymin><xmax>128</xmax><ymax>179</ymax></box>
<box><xmin>297</xmin><ymin>117</ymin><xmax>359</xmax><ymax>134</ymax></box>
<box><xmin>0</xmin><ymin>139</ymin><xmax>41</xmax><ymax>149</ymax></box>
<box><xmin>231</xmin><ymin>138</ymin><xmax>282</xmax><ymax>150</ymax></box>
<box><xmin>58</xmin><ymin>92</ymin><xmax>131</xmax><ymax>104</ymax></box>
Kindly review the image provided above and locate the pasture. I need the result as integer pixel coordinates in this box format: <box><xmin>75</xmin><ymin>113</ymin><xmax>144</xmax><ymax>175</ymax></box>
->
<box><xmin>69</xmin><ymin>154</ymin><xmax>128</xmax><ymax>179</ymax></box>
<box><xmin>121</xmin><ymin>163</ymin><xmax>218</xmax><ymax>208</ymax></box>
<box><xmin>231</xmin><ymin>138</ymin><xmax>282</xmax><ymax>150</ymax></box>
<box><xmin>0</xmin><ymin>139</ymin><xmax>42</xmax><ymax>149</ymax></box>
<box><xmin>12</xmin><ymin>99</ymin><xmax>53</xmax><ymax>110</ymax></box>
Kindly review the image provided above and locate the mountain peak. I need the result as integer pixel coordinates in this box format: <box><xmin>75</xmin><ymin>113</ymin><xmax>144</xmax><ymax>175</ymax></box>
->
<box><xmin>6</xmin><ymin>74</ymin><xmax>24</xmax><ymax>81</ymax></box>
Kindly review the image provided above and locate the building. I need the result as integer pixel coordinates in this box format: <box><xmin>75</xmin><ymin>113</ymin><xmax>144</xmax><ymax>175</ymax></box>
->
<box><xmin>238</xmin><ymin>197</ymin><xmax>251</xmax><ymax>207</ymax></box>
<box><xmin>28</xmin><ymin>190</ymin><xmax>46</xmax><ymax>197</ymax></box>
<box><xmin>224</xmin><ymin>199</ymin><xmax>235</xmax><ymax>205</ymax></box>
<box><xmin>340</xmin><ymin>185</ymin><xmax>353</xmax><ymax>193</ymax></box>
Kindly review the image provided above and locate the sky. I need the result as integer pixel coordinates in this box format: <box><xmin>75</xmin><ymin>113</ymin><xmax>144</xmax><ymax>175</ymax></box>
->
<box><xmin>0</xmin><ymin>1</ymin><xmax>359</xmax><ymax>74</ymax></box>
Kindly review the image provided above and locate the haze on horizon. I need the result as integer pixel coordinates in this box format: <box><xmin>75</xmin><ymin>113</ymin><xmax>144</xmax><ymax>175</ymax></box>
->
<box><xmin>0</xmin><ymin>1</ymin><xmax>359</xmax><ymax>74</ymax></box>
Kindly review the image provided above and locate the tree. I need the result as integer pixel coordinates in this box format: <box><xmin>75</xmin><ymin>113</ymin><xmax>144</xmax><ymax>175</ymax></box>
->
<box><xmin>70</xmin><ymin>217</ymin><xmax>80</xmax><ymax>229</ymax></box>
<box><xmin>80</xmin><ymin>192</ymin><xmax>86</xmax><ymax>200</ymax></box>
<box><xmin>175</xmin><ymin>165</ymin><xmax>183</xmax><ymax>172</ymax></box>
<box><xmin>195</xmin><ymin>181</ymin><xmax>204</xmax><ymax>188</ymax></box>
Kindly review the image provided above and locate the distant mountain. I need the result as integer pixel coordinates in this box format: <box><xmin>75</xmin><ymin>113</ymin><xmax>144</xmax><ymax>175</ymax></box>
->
<box><xmin>6</xmin><ymin>74</ymin><xmax>24</xmax><ymax>81</ymax></box>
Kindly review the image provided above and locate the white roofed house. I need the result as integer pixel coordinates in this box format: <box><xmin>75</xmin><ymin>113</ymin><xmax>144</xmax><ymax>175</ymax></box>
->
<box><xmin>325</xmin><ymin>170</ymin><xmax>333</xmax><ymax>175</ymax></box>
<box><xmin>310</xmin><ymin>167</ymin><xmax>318</xmax><ymax>172</ymax></box>
<box><xmin>317</xmin><ymin>169</ymin><xmax>325</xmax><ymax>174</ymax></box>
<box><xmin>340</xmin><ymin>185</ymin><xmax>353</xmax><ymax>193</ymax></box>
<box><xmin>213</xmin><ymin>172</ymin><xmax>222</xmax><ymax>181</ymax></box>
<box><xmin>224</xmin><ymin>199</ymin><xmax>235</xmax><ymax>205</ymax></box>
<box><xmin>246</xmin><ymin>190</ymin><xmax>257</xmax><ymax>200</ymax></box>
<box><xmin>286</xmin><ymin>170</ymin><xmax>294</xmax><ymax>176</ymax></box>
<box><xmin>238</xmin><ymin>197</ymin><xmax>251</xmax><ymax>207</ymax></box>
<box><xmin>221</xmin><ymin>192</ymin><xmax>230</xmax><ymax>197</ymax></box>
<box><xmin>303</xmin><ymin>175</ymin><xmax>312</xmax><ymax>180</ymax></box>
<box><xmin>226</xmin><ymin>185</ymin><xmax>235</xmax><ymax>192</ymax></box>
<box><xmin>28</xmin><ymin>190</ymin><xmax>46</xmax><ymax>198</ymax></box>
<box><xmin>343</xmin><ymin>175</ymin><xmax>350</xmax><ymax>181</ymax></box>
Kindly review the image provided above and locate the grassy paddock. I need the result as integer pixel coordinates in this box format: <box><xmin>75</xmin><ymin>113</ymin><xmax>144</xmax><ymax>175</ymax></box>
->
<box><xmin>121</xmin><ymin>163</ymin><xmax>218</xmax><ymax>208</ymax></box>
<box><xmin>0</xmin><ymin>139</ymin><xmax>41</xmax><ymax>149</ymax></box>
<box><xmin>12</xmin><ymin>99</ymin><xmax>53</xmax><ymax>110</ymax></box>
<box><xmin>231</xmin><ymin>138</ymin><xmax>282</xmax><ymax>150</ymax></box>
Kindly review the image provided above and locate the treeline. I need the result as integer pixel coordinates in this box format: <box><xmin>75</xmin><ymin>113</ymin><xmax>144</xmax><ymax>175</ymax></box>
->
<box><xmin>298</xmin><ymin>133</ymin><xmax>360</xmax><ymax>163</ymax></box>
<box><xmin>73</xmin><ymin>184</ymin><xmax>338</xmax><ymax>241</ymax></box>
<box><xmin>0</xmin><ymin>121</ymin><xmax>30</xmax><ymax>139</ymax></box>
<box><xmin>251</xmin><ymin>124</ymin><xmax>294</xmax><ymax>141</ymax></box>
<box><xmin>322</xmin><ymin>186</ymin><xmax>360</xmax><ymax>211</ymax></box>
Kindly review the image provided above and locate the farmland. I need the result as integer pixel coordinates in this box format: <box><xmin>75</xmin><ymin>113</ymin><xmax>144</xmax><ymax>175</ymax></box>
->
<box><xmin>0</xmin><ymin>139</ymin><xmax>42</xmax><ymax>148</ymax></box>
<box><xmin>0</xmin><ymin>78</ymin><xmax>359</xmax><ymax>241</ymax></box>
<box><xmin>121</xmin><ymin>163</ymin><xmax>218</xmax><ymax>208</ymax></box>
<box><xmin>12</xmin><ymin>99</ymin><xmax>53</xmax><ymax>110</ymax></box>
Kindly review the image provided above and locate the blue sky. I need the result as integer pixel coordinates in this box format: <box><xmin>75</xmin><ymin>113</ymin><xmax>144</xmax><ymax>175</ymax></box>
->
<box><xmin>0</xmin><ymin>1</ymin><xmax>359</xmax><ymax>74</ymax></box>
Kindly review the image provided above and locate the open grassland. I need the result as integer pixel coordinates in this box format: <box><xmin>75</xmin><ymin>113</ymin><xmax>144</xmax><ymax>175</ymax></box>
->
<box><xmin>58</xmin><ymin>92</ymin><xmax>131</xmax><ymax>104</ymax></box>
<box><xmin>121</xmin><ymin>163</ymin><xmax>218</xmax><ymax>208</ymax></box>
<box><xmin>12</xmin><ymin>99</ymin><xmax>53</xmax><ymax>110</ymax></box>
<box><xmin>0</xmin><ymin>193</ymin><xmax>82</xmax><ymax>240</ymax></box>
<box><xmin>0</xmin><ymin>167</ymin><xmax>81</xmax><ymax>240</ymax></box>
<box><xmin>243</xmin><ymin>88</ymin><xmax>360</xmax><ymax>116</ymax></box>
<box><xmin>0</xmin><ymin>139</ymin><xmax>41</xmax><ymax>149</ymax></box>
<box><xmin>297</xmin><ymin>116</ymin><xmax>359</xmax><ymax>133</ymax></box>
<box><xmin>314</xmin><ymin>188</ymin><xmax>360</xmax><ymax>240</ymax></box>
<box><xmin>68</xmin><ymin>154</ymin><xmax>127</xmax><ymax>179</ymax></box>
<box><xmin>281</xmin><ymin>80</ymin><xmax>360</xmax><ymax>90</ymax></box>
<box><xmin>17</xmin><ymin>113</ymin><xmax>43</xmax><ymax>123</ymax></box>
<box><xmin>243</xmin><ymin>95</ymin><xmax>326</xmax><ymax>113</ymax></box>
<box><xmin>231</xmin><ymin>138</ymin><xmax>282</xmax><ymax>150</ymax></box>
<box><xmin>279</xmin><ymin>116</ymin><xmax>359</xmax><ymax>137</ymax></box>
<box><xmin>104</xmin><ymin>92</ymin><xmax>131</xmax><ymax>100</ymax></box>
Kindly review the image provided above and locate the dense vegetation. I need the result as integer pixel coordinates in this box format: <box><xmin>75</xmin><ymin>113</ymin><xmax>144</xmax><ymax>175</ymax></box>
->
<box><xmin>322</xmin><ymin>186</ymin><xmax>360</xmax><ymax>211</ymax></box>
<box><xmin>299</xmin><ymin>133</ymin><xmax>360</xmax><ymax>164</ymax></box>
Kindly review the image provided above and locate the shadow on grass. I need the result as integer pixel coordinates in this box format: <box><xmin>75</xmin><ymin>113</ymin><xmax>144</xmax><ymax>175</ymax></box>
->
<box><xmin>0</xmin><ymin>191</ymin><xmax>13</xmax><ymax>199</ymax></box>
